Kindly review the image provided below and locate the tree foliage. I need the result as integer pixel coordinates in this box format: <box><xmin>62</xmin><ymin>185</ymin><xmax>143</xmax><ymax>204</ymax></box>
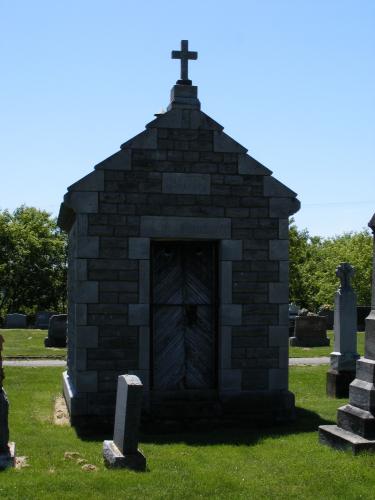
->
<box><xmin>0</xmin><ymin>206</ymin><xmax>67</xmax><ymax>317</ymax></box>
<box><xmin>289</xmin><ymin>219</ymin><xmax>373</xmax><ymax>310</ymax></box>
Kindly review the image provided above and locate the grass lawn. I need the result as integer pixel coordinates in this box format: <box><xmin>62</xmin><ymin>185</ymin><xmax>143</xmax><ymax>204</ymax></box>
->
<box><xmin>1</xmin><ymin>366</ymin><xmax>375</xmax><ymax>499</ymax></box>
<box><xmin>0</xmin><ymin>329</ymin><xmax>66</xmax><ymax>359</ymax></box>
<box><xmin>289</xmin><ymin>330</ymin><xmax>365</xmax><ymax>358</ymax></box>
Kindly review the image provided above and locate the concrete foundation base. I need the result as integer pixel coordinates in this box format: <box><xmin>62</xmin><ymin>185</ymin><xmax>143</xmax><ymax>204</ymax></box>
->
<box><xmin>0</xmin><ymin>442</ymin><xmax>16</xmax><ymax>470</ymax></box>
<box><xmin>103</xmin><ymin>440</ymin><xmax>146</xmax><ymax>471</ymax></box>
<box><xmin>326</xmin><ymin>369</ymin><xmax>356</xmax><ymax>398</ymax></box>
<box><xmin>319</xmin><ymin>425</ymin><xmax>375</xmax><ymax>455</ymax></box>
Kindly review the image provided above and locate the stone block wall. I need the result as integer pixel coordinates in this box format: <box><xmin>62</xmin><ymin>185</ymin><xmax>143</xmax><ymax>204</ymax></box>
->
<box><xmin>60</xmin><ymin>90</ymin><xmax>299</xmax><ymax>422</ymax></box>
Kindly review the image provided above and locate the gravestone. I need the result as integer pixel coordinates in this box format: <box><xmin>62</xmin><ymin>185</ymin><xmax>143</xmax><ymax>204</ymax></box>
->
<box><xmin>59</xmin><ymin>40</ymin><xmax>300</xmax><ymax>425</ymax></box>
<box><xmin>35</xmin><ymin>311</ymin><xmax>56</xmax><ymax>330</ymax></box>
<box><xmin>290</xmin><ymin>311</ymin><xmax>330</xmax><ymax>347</ymax></box>
<box><xmin>319</xmin><ymin>213</ymin><xmax>375</xmax><ymax>453</ymax></box>
<box><xmin>4</xmin><ymin>313</ymin><xmax>27</xmax><ymax>329</ymax></box>
<box><xmin>103</xmin><ymin>374</ymin><xmax>146</xmax><ymax>470</ymax></box>
<box><xmin>44</xmin><ymin>314</ymin><xmax>67</xmax><ymax>347</ymax></box>
<box><xmin>357</xmin><ymin>306</ymin><xmax>371</xmax><ymax>332</ymax></box>
<box><xmin>0</xmin><ymin>335</ymin><xmax>15</xmax><ymax>469</ymax></box>
<box><xmin>326</xmin><ymin>263</ymin><xmax>359</xmax><ymax>397</ymax></box>
<box><xmin>318</xmin><ymin>307</ymin><xmax>334</xmax><ymax>329</ymax></box>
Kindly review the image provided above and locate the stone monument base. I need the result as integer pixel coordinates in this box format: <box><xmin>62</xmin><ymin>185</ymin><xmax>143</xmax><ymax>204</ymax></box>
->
<box><xmin>289</xmin><ymin>336</ymin><xmax>329</xmax><ymax>347</ymax></box>
<box><xmin>319</xmin><ymin>425</ymin><xmax>375</xmax><ymax>455</ymax></box>
<box><xmin>0</xmin><ymin>442</ymin><xmax>16</xmax><ymax>470</ymax></box>
<box><xmin>103</xmin><ymin>440</ymin><xmax>146</xmax><ymax>471</ymax></box>
<box><xmin>326</xmin><ymin>369</ymin><xmax>356</xmax><ymax>398</ymax></box>
<box><xmin>44</xmin><ymin>336</ymin><xmax>66</xmax><ymax>348</ymax></box>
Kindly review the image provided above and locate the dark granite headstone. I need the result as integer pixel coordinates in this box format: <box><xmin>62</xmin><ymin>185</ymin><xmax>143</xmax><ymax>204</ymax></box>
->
<box><xmin>290</xmin><ymin>313</ymin><xmax>330</xmax><ymax>347</ymax></box>
<box><xmin>318</xmin><ymin>308</ymin><xmax>334</xmax><ymax>329</ymax></box>
<box><xmin>103</xmin><ymin>374</ymin><xmax>146</xmax><ymax>470</ymax></box>
<box><xmin>357</xmin><ymin>306</ymin><xmax>371</xmax><ymax>332</ymax></box>
<box><xmin>35</xmin><ymin>311</ymin><xmax>56</xmax><ymax>330</ymax></box>
<box><xmin>44</xmin><ymin>314</ymin><xmax>67</xmax><ymax>347</ymax></box>
<box><xmin>4</xmin><ymin>313</ymin><xmax>27</xmax><ymax>329</ymax></box>
<box><xmin>319</xmin><ymin>213</ymin><xmax>375</xmax><ymax>453</ymax></box>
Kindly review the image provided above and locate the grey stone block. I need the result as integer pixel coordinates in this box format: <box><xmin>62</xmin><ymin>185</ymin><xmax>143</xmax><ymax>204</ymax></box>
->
<box><xmin>213</xmin><ymin>131</ymin><xmax>247</xmax><ymax>153</ymax></box>
<box><xmin>162</xmin><ymin>173</ymin><xmax>210</xmax><ymax>195</ymax></box>
<box><xmin>103</xmin><ymin>440</ymin><xmax>146</xmax><ymax>471</ymax></box>
<box><xmin>76</xmin><ymin>326</ymin><xmax>98</xmax><ymax>348</ymax></box>
<box><xmin>279</xmin><ymin>304</ymin><xmax>289</xmax><ymax>326</ymax></box>
<box><xmin>68</xmin><ymin>171</ymin><xmax>104</xmax><ymax>192</ymax></box>
<box><xmin>140</xmin><ymin>216</ymin><xmax>231</xmax><ymax>239</ymax></box>
<box><xmin>67</xmin><ymin>192</ymin><xmax>98</xmax><ymax>213</ymax></box>
<box><xmin>74</xmin><ymin>281</ymin><xmax>98</xmax><ymax>304</ymax></box>
<box><xmin>139</xmin><ymin>261</ymin><xmax>150</xmax><ymax>304</ymax></box>
<box><xmin>269</xmin><ymin>326</ymin><xmax>289</xmax><ymax>347</ymax></box>
<box><xmin>75</xmin><ymin>349</ymin><xmax>87</xmax><ymax>371</ymax></box>
<box><xmin>128</xmin><ymin>238</ymin><xmax>150</xmax><ymax>259</ymax></box>
<box><xmin>76</xmin><ymin>237</ymin><xmax>99</xmax><ymax>258</ymax></box>
<box><xmin>220</xmin><ymin>262</ymin><xmax>232</xmax><ymax>304</ymax></box>
<box><xmin>279</xmin><ymin>347</ymin><xmax>288</xmax><ymax>369</ymax></box>
<box><xmin>75</xmin><ymin>304</ymin><xmax>87</xmax><ymax>326</ymax></box>
<box><xmin>279</xmin><ymin>219</ymin><xmax>289</xmax><ymax>239</ymax></box>
<box><xmin>269</xmin><ymin>197</ymin><xmax>300</xmax><ymax>218</ymax></box>
<box><xmin>279</xmin><ymin>261</ymin><xmax>289</xmax><ymax>283</ymax></box>
<box><xmin>76</xmin><ymin>214</ymin><xmax>88</xmax><ymax>235</ymax></box>
<box><xmin>75</xmin><ymin>371</ymin><xmax>98</xmax><ymax>393</ymax></box>
<box><xmin>269</xmin><ymin>368</ymin><xmax>288</xmax><ymax>390</ymax></box>
<box><xmin>139</xmin><ymin>327</ymin><xmax>150</xmax><ymax>370</ymax></box>
<box><xmin>219</xmin><ymin>326</ymin><xmax>232</xmax><ymax>369</ymax></box>
<box><xmin>76</xmin><ymin>259</ymin><xmax>87</xmax><ymax>281</ymax></box>
<box><xmin>219</xmin><ymin>369</ymin><xmax>241</xmax><ymax>391</ymax></box>
<box><xmin>263</xmin><ymin>176</ymin><xmax>297</xmax><ymax>198</ymax></box>
<box><xmin>319</xmin><ymin>424</ymin><xmax>375</xmax><ymax>455</ymax></box>
<box><xmin>220</xmin><ymin>240</ymin><xmax>242</xmax><ymax>261</ymax></box>
<box><xmin>269</xmin><ymin>240</ymin><xmax>289</xmax><ymax>261</ymax></box>
<box><xmin>121</xmin><ymin>128</ymin><xmax>157</xmax><ymax>150</ymax></box>
<box><xmin>221</xmin><ymin>305</ymin><xmax>242</xmax><ymax>326</ymax></box>
<box><xmin>95</xmin><ymin>149</ymin><xmax>131</xmax><ymax>171</ymax></box>
<box><xmin>128</xmin><ymin>304</ymin><xmax>149</xmax><ymax>326</ymax></box>
<box><xmin>349</xmin><ymin>379</ymin><xmax>375</xmax><ymax>412</ymax></box>
<box><xmin>269</xmin><ymin>283</ymin><xmax>289</xmax><ymax>303</ymax></box>
<box><xmin>238</xmin><ymin>154</ymin><xmax>272</xmax><ymax>175</ymax></box>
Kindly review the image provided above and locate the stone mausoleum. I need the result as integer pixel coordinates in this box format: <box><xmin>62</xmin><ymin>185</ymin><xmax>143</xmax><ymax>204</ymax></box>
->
<box><xmin>58</xmin><ymin>41</ymin><xmax>300</xmax><ymax>425</ymax></box>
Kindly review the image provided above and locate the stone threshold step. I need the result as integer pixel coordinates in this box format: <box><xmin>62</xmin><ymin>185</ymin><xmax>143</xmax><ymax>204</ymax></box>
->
<box><xmin>319</xmin><ymin>424</ymin><xmax>375</xmax><ymax>455</ymax></box>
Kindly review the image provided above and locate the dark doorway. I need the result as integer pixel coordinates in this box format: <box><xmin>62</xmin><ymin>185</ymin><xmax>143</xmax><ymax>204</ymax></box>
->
<box><xmin>151</xmin><ymin>241</ymin><xmax>218</xmax><ymax>390</ymax></box>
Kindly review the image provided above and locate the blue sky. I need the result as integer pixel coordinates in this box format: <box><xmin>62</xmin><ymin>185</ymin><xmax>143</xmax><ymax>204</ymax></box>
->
<box><xmin>0</xmin><ymin>0</ymin><xmax>374</xmax><ymax>236</ymax></box>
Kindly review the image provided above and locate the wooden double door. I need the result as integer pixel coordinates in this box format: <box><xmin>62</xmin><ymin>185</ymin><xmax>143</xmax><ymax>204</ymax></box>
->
<box><xmin>151</xmin><ymin>241</ymin><xmax>218</xmax><ymax>391</ymax></box>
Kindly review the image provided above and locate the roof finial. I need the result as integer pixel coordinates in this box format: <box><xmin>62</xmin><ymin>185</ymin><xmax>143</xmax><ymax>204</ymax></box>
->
<box><xmin>171</xmin><ymin>40</ymin><xmax>198</xmax><ymax>85</ymax></box>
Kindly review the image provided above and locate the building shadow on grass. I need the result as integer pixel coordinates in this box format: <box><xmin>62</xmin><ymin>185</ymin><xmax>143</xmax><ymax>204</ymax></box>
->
<box><xmin>74</xmin><ymin>406</ymin><xmax>334</xmax><ymax>446</ymax></box>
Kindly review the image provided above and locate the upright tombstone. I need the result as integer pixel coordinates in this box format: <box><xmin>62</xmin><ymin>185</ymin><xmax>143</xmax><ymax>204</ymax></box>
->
<box><xmin>103</xmin><ymin>374</ymin><xmax>146</xmax><ymax>470</ymax></box>
<box><xmin>44</xmin><ymin>314</ymin><xmax>67</xmax><ymax>347</ymax></box>
<box><xmin>35</xmin><ymin>311</ymin><xmax>56</xmax><ymax>330</ymax></box>
<box><xmin>0</xmin><ymin>335</ymin><xmax>15</xmax><ymax>469</ymax></box>
<box><xmin>319</xmin><ymin>213</ymin><xmax>375</xmax><ymax>453</ymax></box>
<box><xmin>4</xmin><ymin>313</ymin><xmax>27</xmax><ymax>329</ymax></box>
<box><xmin>290</xmin><ymin>310</ymin><xmax>330</xmax><ymax>347</ymax></box>
<box><xmin>58</xmin><ymin>40</ymin><xmax>300</xmax><ymax>425</ymax></box>
<box><xmin>326</xmin><ymin>263</ymin><xmax>359</xmax><ymax>398</ymax></box>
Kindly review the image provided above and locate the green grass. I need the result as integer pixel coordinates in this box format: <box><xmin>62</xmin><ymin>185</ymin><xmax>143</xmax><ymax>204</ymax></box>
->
<box><xmin>1</xmin><ymin>365</ymin><xmax>375</xmax><ymax>498</ymax></box>
<box><xmin>289</xmin><ymin>330</ymin><xmax>365</xmax><ymax>358</ymax></box>
<box><xmin>0</xmin><ymin>329</ymin><xmax>66</xmax><ymax>359</ymax></box>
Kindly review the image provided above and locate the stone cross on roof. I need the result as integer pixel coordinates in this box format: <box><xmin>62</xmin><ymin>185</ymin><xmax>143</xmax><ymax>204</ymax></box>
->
<box><xmin>336</xmin><ymin>262</ymin><xmax>355</xmax><ymax>291</ymax></box>
<box><xmin>171</xmin><ymin>40</ymin><xmax>198</xmax><ymax>85</ymax></box>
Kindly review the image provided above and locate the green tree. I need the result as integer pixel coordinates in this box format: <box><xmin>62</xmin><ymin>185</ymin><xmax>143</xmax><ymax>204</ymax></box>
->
<box><xmin>289</xmin><ymin>219</ymin><xmax>372</xmax><ymax>310</ymax></box>
<box><xmin>0</xmin><ymin>206</ymin><xmax>67</xmax><ymax>317</ymax></box>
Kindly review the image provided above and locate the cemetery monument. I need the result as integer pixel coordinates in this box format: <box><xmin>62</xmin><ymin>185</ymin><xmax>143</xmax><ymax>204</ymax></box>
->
<box><xmin>326</xmin><ymin>262</ymin><xmax>359</xmax><ymax>398</ymax></box>
<box><xmin>290</xmin><ymin>310</ymin><xmax>330</xmax><ymax>347</ymax></box>
<box><xmin>319</xmin><ymin>213</ymin><xmax>375</xmax><ymax>453</ymax></box>
<box><xmin>103</xmin><ymin>374</ymin><xmax>146</xmax><ymax>470</ymax></box>
<box><xmin>44</xmin><ymin>314</ymin><xmax>67</xmax><ymax>347</ymax></box>
<box><xmin>58</xmin><ymin>40</ymin><xmax>300</xmax><ymax>425</ymax></box>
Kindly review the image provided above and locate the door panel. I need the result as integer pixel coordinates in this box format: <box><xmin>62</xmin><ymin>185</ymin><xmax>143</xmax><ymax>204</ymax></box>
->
<box><xmin>152</xmin><ymin>241</ymin><xmax>217</xmax><ymax>390</ymax></box>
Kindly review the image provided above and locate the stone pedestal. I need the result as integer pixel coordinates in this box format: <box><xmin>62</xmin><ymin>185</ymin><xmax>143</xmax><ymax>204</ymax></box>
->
<box><xmin>290</xmin><ymin>316</ymin><xmax>329</xmax><ymax>347</ymax></box>
<box><xmin>326</xmin><ymin>369</ymin><xmax>356</xmax><ymax>398</ymax></box>
<box><xmin>319</xmin><ymin>213</ymin><xmax>375</xmax><ymax>453</ymax></box>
